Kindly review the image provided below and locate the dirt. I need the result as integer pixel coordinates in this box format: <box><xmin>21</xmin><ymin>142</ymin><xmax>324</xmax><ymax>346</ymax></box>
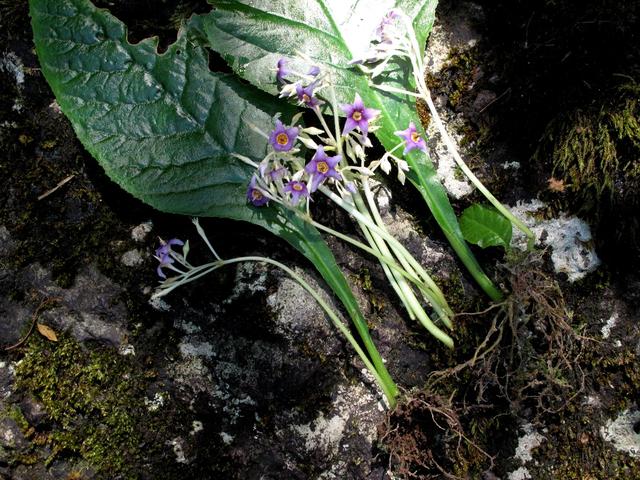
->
<box><xmin>1</xmin><ymin>0</ymin><xmax>640</xmax><ymax>479</ymax></box>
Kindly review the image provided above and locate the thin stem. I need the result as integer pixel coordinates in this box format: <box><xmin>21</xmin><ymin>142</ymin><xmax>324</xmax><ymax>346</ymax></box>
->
<box><xmin>304</xmin><ymin>217</ymin><xmax>449</xmax><ymax>316</ymax></box>
<box><xmin>321</xmin><ymin>186</ymin><xmax>452</xmax><ymax>315</ymax></box>
<box><xmin>328</xmin><ymin>83</ymin><xmax>343</xmax><ymax>155</ymax></box>
<box><xmin>351</xmin><ymin>192</ymin><xmax>453</xmax><ymax>344</ymax></box>
<box><xmin>360</xmin><ymin>181</ymin><xmax>453</xmax><ymax>329</ymax></box>
<box><xmin>313</xmin><ymin>106</ymin><xmax>337</xmax><ymax>145</ymax></box>
<box><xmin>193</xmin><ymin>218</ymin><xmax>222</xmax><ymax>261</ymax></box>
<box><xmin>360</xmin><ymin>180</ymin><xmax>448</xmax><ymax>307</ymax></box>
<box><xmin>413</xmin><ymin>72</ymin><xmax>535</xmax><ymax>249</ymax></box>
<box><xmin>370</xmin><ymin>83</ymin><xmax>423</xmax><ymax>98</ymax></box>
<box><xmin>358</xmin><ymin>219</ymin><xmax>417</xmax><ymax>320</ymax></box>
<box><xmin>351</xmin><ymin>196</ymin><xmax>453</xmax><ymax>347</ymax></box>
<box><xmin>158</xmin><ymin>255</ymin><xmax>398</xmax><ymax>405</ymax></box>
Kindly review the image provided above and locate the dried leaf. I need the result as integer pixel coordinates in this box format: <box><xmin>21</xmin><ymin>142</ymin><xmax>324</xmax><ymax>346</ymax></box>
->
<box><xmin>37</xmin><ymin>323</ymin><xmax>58</xmax><ymax>342</ymax></box>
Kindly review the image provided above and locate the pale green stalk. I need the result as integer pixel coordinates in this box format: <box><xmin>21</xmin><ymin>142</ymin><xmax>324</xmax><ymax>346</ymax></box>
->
<box><xmin>156</xmin><ymin>255</ymin><xmax>397</xmax><ymax>405</ymax></box>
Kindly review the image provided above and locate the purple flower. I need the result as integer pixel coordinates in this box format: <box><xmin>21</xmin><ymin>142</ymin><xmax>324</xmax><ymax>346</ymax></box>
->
<box><xmin>246</xmin><ymin>175</ymin><xmax>269</xmax><ymax>207</ymax></box>
<box><xmin>341</xmin><ymin>94</ymin><xmax>380</xmax><ymax>136</ymax></box>
<box><xmin>155</xmin><ymin>238</ymin><xmax>184</xmax><ymax>279</ymax></box>
<box><xmin>307</xmin><ymin>65</ymin><xmax>321</xmax><ymax>77</ymax></box>
<box><xmin>269</xmin><ymin>119</ymin><xmax>299</xmax><ymax>152</ymax></box>
<box><xmin>304</xmin><ymin>146</ymin><xmax>342</xmax><ymax>192</ymax></box>
<box><xmin>276</xmin><ymin>58</ymin><xmax>289</xmax><ymax>83</ymax></box>
<box><xmin>376</xmin><ymin>10</ymin><xmax>400</xmax><ymax>42</ymax></box>
<box><xmin>394</xmin><ymin>122</ymin><xmax>427</xmax><ymax>154</ymax></box>
<box><xmin>283</xmin><ymin>180</ymin><xmax>309</xmax><ymax>206</ymax></box>
<box><xmin>268</xmin><ymin>166</ymin><xmax>286</xmax><ymax>182</ymax></box>
<box><xmin>296</xmin><ymin>82</ymin><xmax>322</xmax><ymax>108</ymax></box>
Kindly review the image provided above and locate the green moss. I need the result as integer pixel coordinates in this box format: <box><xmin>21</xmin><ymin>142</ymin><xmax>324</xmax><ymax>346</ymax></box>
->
<box><xmin>6</xmin><ymin>405</ymin><xmax>29</xmax><ymax>431</ymax></box>
<box><xmin>528</xmin><ymin>414</ymin><xmax>640</xmax><ymax>479</ymax></box>
<box><xmin>536</xmin><ymin>80</ymin><xmax>640</xmax><ymax>215</ymax></box>
<box><xmin>14</xmin><ymin>335</ymin><xmax>150</xmax><ymax>478</ymax></box>
<box><xmin>427</xmin><ymin>47</ymin><xmax>481</xmax><ymax>110</ymax></box>
<box><xmin>351</xmin><ymin>268</ymin><xmax>386</xmax><ymax>314</ymax></box>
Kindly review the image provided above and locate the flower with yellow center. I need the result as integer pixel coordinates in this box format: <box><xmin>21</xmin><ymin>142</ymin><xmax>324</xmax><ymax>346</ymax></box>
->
<box><xmin>269</xmin><ymin>119</ymin><xmax>299</xmax><ymax>152</ymax></box>
<box><xmin>341</xmin><ymin>93</ymin><xmax>380</xmax><ymax>137</ymax></box>
<box><xmin>284</xmin><ymin>180</ymin><xmax>309</xmax><ymax>206</ymax></box>
<box><xmin>394</xmin><ymin>121</ymin><xmax>427</xmax><ymax>154</ymax></box>
<box><xmin>305</xmin><ymin>146</ymin><xmax>342</xmax><ymax>192</ymax></box>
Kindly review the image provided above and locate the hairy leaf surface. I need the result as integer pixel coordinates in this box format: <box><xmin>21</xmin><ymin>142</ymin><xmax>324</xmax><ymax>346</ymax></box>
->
<box><xmin>29</xmin><ymin>0</ymin><xmax>387</xmax><ymax>360</ymax></box>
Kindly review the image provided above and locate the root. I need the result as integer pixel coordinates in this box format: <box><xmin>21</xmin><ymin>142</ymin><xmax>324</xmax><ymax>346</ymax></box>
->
<box><xmin>430</xmin><ymin>251</ymin><xmax>590</xmax><ymax>420</ymax></box>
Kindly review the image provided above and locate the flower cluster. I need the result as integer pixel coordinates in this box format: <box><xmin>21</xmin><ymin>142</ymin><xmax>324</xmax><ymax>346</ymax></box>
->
<box><xmin>349</xmin><ymin>9</ymin><xmax>407</xmax><ymax>72</ymax></box>
<box><xmin>243</xmin><ymin>58</ymin><xmax>424</xmax><ymax>211</ymax></box>
<box><xmin>276</xmin><ymin>57</ymin><xmax>324</xmax><ymax>109</ymax></box>
<box><xmin>244</xmin><ymin>115</ymin><xmax>346</xmax><ymax>210</ymax></box>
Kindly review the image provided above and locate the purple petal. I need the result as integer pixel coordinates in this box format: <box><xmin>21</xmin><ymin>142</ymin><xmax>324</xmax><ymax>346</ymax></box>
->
<box><xmin>312</xmin><ymin>146</ymin><xmax>327</xmax><ymax>161</ymax></box>
<box><xmin>357</xmin><ymin>120</ymin><xmax>369</xmax><ymax>136</ymax></box>
<box><xmin>353</xmin><ymin>94</ymin><xmax>364</xmax><ymax>111</ymax></box>
<box><xmin>304</xmin><ymin>160</ymin><xmax>316</xmax><ymax>175</ymax></box>
<box><xmin>341</xmin><ymin>103</ymin><xmax>355</xmax><ymax>116</ymax></box>
<box><xmin>309</xmin><ymin>174</ymin><xmax>323</xmax><ymax>193</ymax></box>
<box><xmin>328</xmin><ymin>170</ymin><xmax>342</xmax><ymax>181</ymax></box>
<box><xmin>286</xmin><ymin>126</ymin><xmax>299</xmax><ymax>139</ymax></box>
<box><xmin>342</xmin><ymin>117</ymin><xmax>358</xmax><ymax>135</ymax></box>
<box><xmin>167</xmin><ymin>238</ymin><xmax>184</xmax><ymax>246</ymax></box>
<box><xmin>157</xmin><ymin>265</ymin><xmax>166</xmax><ymax>279</ymax></box>
<box><xmin>362</xmin><ymin>107</ymin><xmax>380</xmax><ymax>121</ymax></box>
<box><xmin>327</xmin><ymin>154</ymin><xmax>342</xmax><ymax>168</ymax></box>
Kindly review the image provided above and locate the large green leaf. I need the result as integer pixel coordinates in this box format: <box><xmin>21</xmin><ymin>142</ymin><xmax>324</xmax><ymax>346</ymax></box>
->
<box><xmin>29</xmin><ymin>0</ymin><xmax>397</xmax><ymax>397</ymax></box>
<box><xmin>198</xmin><ymin>0</ymin><xmax>502</xmax><ymax>300</ymax></box>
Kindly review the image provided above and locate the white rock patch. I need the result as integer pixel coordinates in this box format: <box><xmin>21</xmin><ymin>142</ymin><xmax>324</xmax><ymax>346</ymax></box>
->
<box><xmin>131</xmin><ymin>221</ymin><xmax>153</xmax><ymax>242</ymax></box>
<box><xmin>1</xmin><ymin>52</ymin><xmax>25</xmax><ymax>85</ymax></box>
<box><xmin>507</xmin><ymin>424</ymin><xmax>545</xmax><ymax>480</ymax></box>
<box><xmin>0</xmin><ymin>52</ymin><xmax>25</xmax><ymax>112</ymax></box>
<box><xmin>427</xmin><ymin>119</ymin><xmax>473</xmax><ymax>199</ymax></box>
<box><xmin>293</xmin><ymin>412</ymin><xmax>347</xmax><ymax>453</ymax></box>
<box><xmin>510</xmin><ymin>200</ymin><xmax>600</xmax><ymax>281</ymax></box>
<box><xmin>290</xmin><ymin>382</ymin><xmax>382</xmax><ymax>459</ymax></box>
<box><xmin>509</xmin><ymin>467</ymin><xmax>532</xmax><ymax>480</ymax></box>
<box><xmin>120</xmin><ymin>249</ymin><xmax>145</xmax><ymax>267</ymax></box>
<box><xmin>601</xmin><ymin>409</ymin><xmax>640</xmax><ymax>458</ymax></box>
<box><xmin>148</xmin><ymin>296</ymin><xmax>171</xmax><ymax>311</ymax></box>
<box><xmin>167</xmin><ymin>437</ymin><xmax>188</xmax><ymax>464</ymax></box>
<box><xmin>144</xmin><ymin>392</ymin><xmax>165</xmax><ymax>412</ymax></box>
<box><xmin>224</xmin><ymin>263</ymin><xmax>268</xmax><ymax>304</ymax></box>
<box><xmin>514</xmin><ymin>424</ymin><xmax>545</xmax><ymax>463</ymax></box>
<box><xmin>179</xmin><ymin>340</ymin><xmax>215</xmax><ymax>359</ymax></box>
<box><xmin>190</xmin><ymin>420</ymin><xmax>204</xmax><ymax>435</ymax></box>
<box><xmin>601</xmin><ymin>311</ymin><xmax>619</xmax><ymax>340</ymax></box>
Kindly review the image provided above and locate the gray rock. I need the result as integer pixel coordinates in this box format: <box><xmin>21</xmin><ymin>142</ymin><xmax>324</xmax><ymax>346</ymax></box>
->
<box><xmin>0</xmin><ymin>299</ymin><xmax>31</xmax><ymax>346</ymax></box>
<box><xmin>0</xmin><ymin>418</ymin><xmax>28</xmax><ymax>450</ymax></box>
<box><xmin>0</xmin><ymin>362</ymin><xmax>15</xmax><ymax>403</ymax></box>
<box><xmin>131</xmin><ymin>221</ymin><xmax>153</xmax><ymax>242</ymax></box>
<box><xmin>0</xmin><ymin>225</ymin><xmax>16</xmax><ymax>257</ymax></box>
<box><xmin>19</xmin><ymin>397</ymin><xmax>47</xmax><ymax>427</ymax></box>
<box><xmin>20</xmin><ymin>264</ymin><xmax>129</xmax><ymax>347</ymax></box>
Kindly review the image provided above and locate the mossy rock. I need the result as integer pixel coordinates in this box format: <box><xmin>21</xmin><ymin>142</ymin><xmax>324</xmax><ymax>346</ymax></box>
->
<box><xmin>535</xmin><ymin>79</ymin><xmax>640</xmax><ymax>267</ymax></box>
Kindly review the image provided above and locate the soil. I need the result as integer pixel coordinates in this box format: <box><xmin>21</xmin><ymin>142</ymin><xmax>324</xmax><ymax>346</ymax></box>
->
<box><xmin>1</xmin><ymin>0</ymin><xmax>639</xmax><ymax>479</ymax></box>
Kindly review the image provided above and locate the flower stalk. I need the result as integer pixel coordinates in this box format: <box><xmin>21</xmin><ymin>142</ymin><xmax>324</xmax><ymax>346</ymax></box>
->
<box><xmin>357</xmin><ymin>9</ymin><xmax>535</xmax><ymax>250</ymax></box>
<box><xmin>243</xmin><ymin>58</ymin><xmax>456</xmax><ymax>348</ymax></box>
